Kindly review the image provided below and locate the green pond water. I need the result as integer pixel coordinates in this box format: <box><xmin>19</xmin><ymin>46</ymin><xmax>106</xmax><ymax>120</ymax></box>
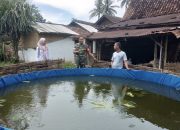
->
<box><xmin>0</xmin><ymin>76</ymin><xmax>180</xmax><ymax>130</ymax></box>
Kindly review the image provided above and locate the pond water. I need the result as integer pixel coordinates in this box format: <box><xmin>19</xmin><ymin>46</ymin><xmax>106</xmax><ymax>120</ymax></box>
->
<box><xmin>0</xmin><ymin>76</ymin><xmax>180</xmax><ymax>130</ymax></box>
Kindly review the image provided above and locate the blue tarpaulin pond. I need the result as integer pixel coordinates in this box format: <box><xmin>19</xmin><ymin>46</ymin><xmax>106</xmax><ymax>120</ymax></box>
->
<box><xmin>0</xmin><ymin>68</ymin><xmax>180</xmax><ymax>89</ymax></box>
<box><xmin>0</xmin><ymin>68</ymin><xmax>180</xmax><ymax>130</ymax></box>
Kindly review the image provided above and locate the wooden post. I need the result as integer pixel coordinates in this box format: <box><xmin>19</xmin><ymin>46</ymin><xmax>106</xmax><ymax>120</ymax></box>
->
<box><xmin>160</xmin><ymin>37</ymin><xmax>166</xmax><ymax>70</ymax></box>
<box><xmin>151</xmin><ymin>36</ymin><xmax>167</xmax><ymax>70</ymax></box>
<box><xmin>97</xmin><ymin>41</ymin><xmax>100</xmax><ymax>60</ymax></box>
<box><xmin>97</xmin><ymin>44</ymin><xmax>100</xmax><ymax>60</ymax></box>
<box><xmin>150</xmin><ymin>36</ymin><xmax>162</xmax><ymax>69</ymax></box>
<box><xmin>154</xmin><ymin>43</ymin><xmax>158</xmax><ymax>68</ymax></box>
<box><xmin>93</xmin><ymin>40</ymin><xmax>96</xmax><ymax>54</ymax></box>
<box><xmin>159</xmin><ymin>40</ymin><xmax>163</xmax><ymax>70</ymax></box>
<box><xmin>84</xmin><ymin>39</ymin><xmax>86</xmax><ymax>44</ymax></box>
<box><xmin>99</xmin><ymin>43</ymin><xmax>101</xmax><ymax>60</ymax></box>
<box><xmin>164</xmin><ymin>36</ymin><xmax>168</xmax><ymax>65</ymax></box>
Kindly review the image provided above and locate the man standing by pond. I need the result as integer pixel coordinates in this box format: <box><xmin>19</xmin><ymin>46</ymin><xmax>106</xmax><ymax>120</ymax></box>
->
<box><xmin>73</xmin><ymin>37</ymin><xmax>96</xmax><ymax>68</ymax></box>
<box><xmin>111</xmin><ymin>42</ymin><xmax>129</xmax><ymax>69</ymax></box>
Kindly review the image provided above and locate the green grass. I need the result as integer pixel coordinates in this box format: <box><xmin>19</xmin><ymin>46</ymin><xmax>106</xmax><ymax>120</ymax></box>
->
<box><xmin>0</xmin><ymin>61</ymin><xmax>76</xmax><ymax>68</ymax></box>
<box><xmin>0</xmin><ymin>61</ymin><xmax>13</xmax><ymax>67</ymax></box>
<box><xmin>62</xmin><ymin>62</ymin><xmax>76</xmax><ymax>68</ymax></box>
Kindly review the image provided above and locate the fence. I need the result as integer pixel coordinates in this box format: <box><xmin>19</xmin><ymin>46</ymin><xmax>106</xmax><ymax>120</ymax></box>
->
<box><xmin>0</xmin><ymin>59</ymin><xmax>65</xmax><ymax>76</ymax></box>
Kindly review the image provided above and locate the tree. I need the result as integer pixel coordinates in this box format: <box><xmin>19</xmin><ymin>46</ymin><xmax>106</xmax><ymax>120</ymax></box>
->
<box><xmin>118</xmin><ymin>0</ymin><xmax>131</xmax><ymax>8</ymax></box>
<box><xmin>103</xmin><ymin>0</ymin><xmax>119</xmax><ymax>16</ymax></box>
<box><xmin>89</xmin><ymin>0</ymin><xmax>119</xmax><ymax>19</ymax></box>
<box><xmin>32</xmin><ymin>5</ymin><xmax>46</xmax><ymax>23</ymax></box>
<box><xmin>0</xmin><ymin>0</ymin><xmax>35</xmax><ymax>62</ymax></box>
<box><xmin>89</xmin><ymin>0</ymin><xmax>104</xmax><ymax>20</ymax></box>
<box><xmin>0</xmin><ymin>0</ymin><xmax>44</xmax><ymax>62</ymax></box>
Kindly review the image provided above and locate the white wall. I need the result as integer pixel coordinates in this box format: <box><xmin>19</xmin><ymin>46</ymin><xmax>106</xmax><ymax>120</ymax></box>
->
<box><xmin>19</xmin><ymin>37</ymin><xmax>75</xmax><ymax>62</ymax></box>
<box><xmin>18</xmin><ymin>48</ymin><xmax>37</xmax><ymax>62</ymax></box>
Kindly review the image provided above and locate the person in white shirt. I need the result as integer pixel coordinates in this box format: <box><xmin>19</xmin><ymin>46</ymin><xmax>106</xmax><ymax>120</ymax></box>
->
<box><xmin>111</xmin><ymin>42</ymin><xmax>129</xmax><ymax>69</ymax></box>
<box><xmin>36</xmin><ymin>38</ymin><xmax>49</xmax><ymax>61</ymax></box>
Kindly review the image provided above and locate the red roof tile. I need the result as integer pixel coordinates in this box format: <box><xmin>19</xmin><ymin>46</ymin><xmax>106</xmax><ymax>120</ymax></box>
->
<box><xmin>123</xmin><ymin>0</ymin><xmax>180</xmax><ymax>20</ymax></box>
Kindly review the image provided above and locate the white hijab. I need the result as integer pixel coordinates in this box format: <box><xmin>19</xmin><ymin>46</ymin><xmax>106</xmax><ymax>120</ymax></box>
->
<box><xmin>37</xmin><ymin>38</ymin><xmax>49</xmax><ymax>61</ymax></box>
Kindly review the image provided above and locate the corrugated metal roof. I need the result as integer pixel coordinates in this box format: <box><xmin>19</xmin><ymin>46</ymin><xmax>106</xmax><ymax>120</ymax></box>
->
<box><xmin>76</xmin><ymin>22</ymin><xmax>98</xmax><ymax>33</ymax></box>
<box><xmin>101</xmin><ymin>13</ymin><xmax>180</xmax><ymax>30</ymax></box>
<box><xmin>88</xmin><ymin>27</ymin><xmax>180</xmax><ymax>39</ymax></box>
<box><xmin>72</xmin><ymin>19</ymin><xmax>94</xmax><ymax>26</ymax></box>
<box><xmin>33</xmin><ymin>22</ymin><xmax>78</xmax><ymax>35</ymax></box>
<box><xmin>67</xmin><ymin>26</ymin><xmax>90</xmax><ymax>36</ymax></box>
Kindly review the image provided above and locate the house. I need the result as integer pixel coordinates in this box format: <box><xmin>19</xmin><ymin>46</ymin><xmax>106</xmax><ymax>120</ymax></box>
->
<box><xmin>68</xmin><ymin>19</ymin><xmax>98</xmax><ymax>35</ymax></box>
<box><xmin>87</xmin><ymin>0</ymin><xmax>180</xmax><ymax>71</ymax></box>
<box><xmin>19</xmin><ymin>22</ymin><xmax>78</xmax><ymax>62</ymax></box>
<box><xmin>68</xmin><ymin>19</ymin><xmax>98</xmax><ymax>57</ymax></box>
<box><xmin>94</xmin><ymin>15</ymin><xmax>122</xmax><ymax>29</ymax></box>
<box><xmin>123</xmin><ymin>0</ymin><xmax>180</xmax><ymax>20</ymax></box>
<box><xmin>68</xmin><ymin>19</ymin><xmax>98</xmax><ymax>43</ymax></box>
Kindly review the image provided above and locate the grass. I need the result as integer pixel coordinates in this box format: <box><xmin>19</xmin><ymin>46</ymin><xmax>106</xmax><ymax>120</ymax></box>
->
<box><xmin>0</xmin><ymin>61</ymin><xmax>13</xmax><ymax>67</ymax></box>
<box><xmin>0</xmin><ymin>61</ymin><xmax>76</xmax><ymax>68</ymax></box>
<box><xmin>62</xmin><ymin>62</ymin><xmax>76</xmax><ymax>68</ymax></box>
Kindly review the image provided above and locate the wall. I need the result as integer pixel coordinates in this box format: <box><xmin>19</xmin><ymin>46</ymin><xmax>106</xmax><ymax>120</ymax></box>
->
<box><xmin>19</xmin><ymin>37</ymin><xmax>75</xmax><ymax>62</ymax></box>
<box><xmin>47</xmin><ymin>37</ymin><xmax>74</xmax><ymax>62</ymax></box>
<box><xmin>40</xmin><ymin>33</ymin><xmax>65</xmax><ymax>43</ymax></box>
<box><xmin>20</xmin><ymin>31</ymin><xmax>66</xmax><ymax>49</ymax></box>
<box><xmin>20</xmin><ymin>31</ymin><xmax>39</xmax><ymax>49</ymax></box>
<box><xmin>18</xmin><ymin>48</ymin><xmax>37</xmax><ymax>62</ymax></box>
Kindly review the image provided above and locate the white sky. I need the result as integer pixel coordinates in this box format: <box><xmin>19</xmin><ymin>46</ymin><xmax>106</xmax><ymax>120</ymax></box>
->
<box><xmin>31</xmin><ymin>0</ymin><xmax>125</xmax><ymax>24</ymax></box>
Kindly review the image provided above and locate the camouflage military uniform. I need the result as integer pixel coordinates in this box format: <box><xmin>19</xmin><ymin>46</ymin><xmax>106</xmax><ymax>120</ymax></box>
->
<box><xmin>74</xmin><ymin>43</ymin><xmax>88</xmax><ymax>68</ymax></box>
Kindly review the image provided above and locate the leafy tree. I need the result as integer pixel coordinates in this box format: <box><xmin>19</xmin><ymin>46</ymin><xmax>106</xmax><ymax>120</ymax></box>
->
<box><xmin>118</xmin><ymin>0</ymin><xmax>131</xmax><ymax>8</ymax></box>
<box><xmin>90</xmin><ymin>0</ymin><xmax>119</xmax><ymax>19</ymax></box>
<box><xmin>89</xmin><ymin>0</ymin><xmax>104</xmax><ymax>19</ymax></box>
<box><xmin>32</xmin><ymin>5</ymin><xmax>46</xmax><ymax>23</ymax></box>
<box><xmin>103</xmin><ymin>0</ymin><xmax>119</xmax><ymax>16</ymax></box>
<box><xmin>0</xmin><ymin>0</ymin><xmax>45</xmax><ymax>62</ymax></box>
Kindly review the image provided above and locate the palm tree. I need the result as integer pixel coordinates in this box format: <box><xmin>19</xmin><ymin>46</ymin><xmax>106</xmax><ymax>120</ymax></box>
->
<box><xmin>0</xmin><ymin>0</ymin><xmax>43</xmax><ymax>62</ymax></box>
<box><xmin>118</xmin><ymin>0</ymin><xmax>131</xmax><ymax>8</ymax></box>
<box><xmin>103</xmin><ymin>0</ymin><xmax>119</xmax><ymax>16</ymax></box>
<box><xmin>89</xmin><ymin>0</ymin><xmax>104</xmax><ymax>20</ymax></box>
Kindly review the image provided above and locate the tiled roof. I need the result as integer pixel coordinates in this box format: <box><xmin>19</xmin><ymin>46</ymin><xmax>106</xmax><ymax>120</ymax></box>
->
<box><xmin>123</xmin><ymin>0</ymin><xmax>180</xmax><ymax>20</ymax></box>
<box><xmin>103</xmin><ymin>15</ymin><xmax>122</xmax><ymax>23</ymax></box>
<box><xmin>95</xmin><ymin>15</ymin><xmax>122</xmax><ymax>25</ymax></box>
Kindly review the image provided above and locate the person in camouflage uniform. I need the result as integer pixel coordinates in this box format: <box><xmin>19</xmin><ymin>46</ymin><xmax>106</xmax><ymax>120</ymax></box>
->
<box><xmin>73</xmin><ymin>37</ymin><xmax>96</xmax><ymax>68</ymax></box>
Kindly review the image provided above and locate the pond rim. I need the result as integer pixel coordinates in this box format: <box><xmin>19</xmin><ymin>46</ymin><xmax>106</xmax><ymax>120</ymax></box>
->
<box><xmin>0</xmin><ymin>68</ymin><xmax>179</xmax><ymax>90</ymax></box>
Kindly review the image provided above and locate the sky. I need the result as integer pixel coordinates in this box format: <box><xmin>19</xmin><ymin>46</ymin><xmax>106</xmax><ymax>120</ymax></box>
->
<box><xmin>30</xmin><ymin>0</ymin><xmax>125</xmax><ymax>24</ymax></box>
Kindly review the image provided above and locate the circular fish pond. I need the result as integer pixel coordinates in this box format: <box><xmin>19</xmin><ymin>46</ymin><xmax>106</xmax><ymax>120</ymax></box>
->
<box><xmin>0</xmin><ymin>69</ymin><xmax>180</xmax><ymax>130</ymax></box>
